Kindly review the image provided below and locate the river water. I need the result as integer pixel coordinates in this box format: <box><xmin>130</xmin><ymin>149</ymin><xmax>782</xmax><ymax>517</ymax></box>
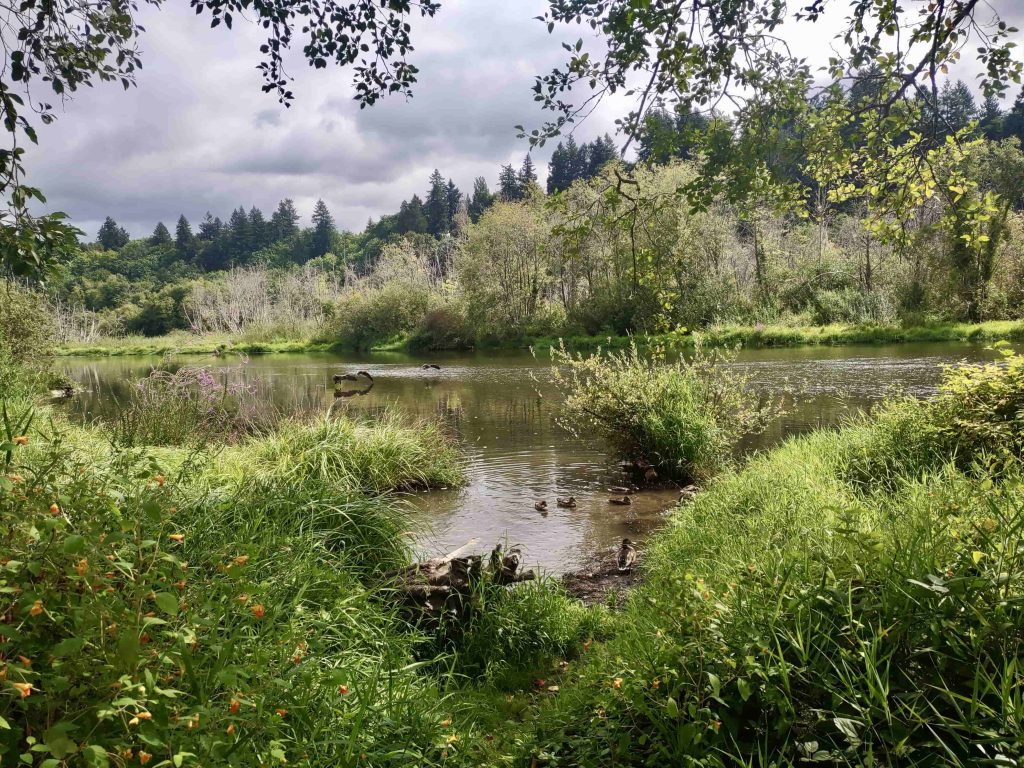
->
<box><xmin>60</xmin><ymin>342</ymin><xmax>996</xmax><ymax>574</ymax></box>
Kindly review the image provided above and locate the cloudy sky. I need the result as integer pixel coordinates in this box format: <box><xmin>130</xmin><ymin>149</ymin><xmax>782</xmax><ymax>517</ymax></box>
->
<box><xmin>24</xmin><ymin>0</ymin><xmax>1024</xmax><ymax>239</ymax></box>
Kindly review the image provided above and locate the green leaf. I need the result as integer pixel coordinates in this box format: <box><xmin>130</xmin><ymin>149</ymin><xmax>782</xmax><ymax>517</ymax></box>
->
<box><xmin>154</xmin><ymin>592</ymin><xmax>179</xmax><ymax>616</ymax></box>
<box><xmin>82</xmin><ymin>744</ymin><xmax>110</xmax><ymax>767</ymax></box>
<box><xmin>62</xmin><ymin>535</ymin><xmax>86</xmax><ymax>555</ymax></box>
<box><xmin>51</xmin><ymin>637</ymin><xmax>86</xmax><ymax>658</ymax></box>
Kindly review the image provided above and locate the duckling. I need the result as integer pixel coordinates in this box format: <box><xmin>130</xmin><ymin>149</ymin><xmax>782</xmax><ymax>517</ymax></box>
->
<box><xmin>556</xmin><ymin>496</ymin><xmax>577</xmax><ymax>508</ymax></box>
<box><xmin>607</xmin><ymin>485</ymin><xmax>638</xmax><ymax>495</ymax></box>
<box><xmin>609</xmin><ymin>495</ymin><xmax>632</xmax><ymax>506</ymax></box>
<box><xmin>501</xmin><ymin>546</ymin><xmax>523</xmax><ymax>579</ymax></box>
<box><xmin>534</xmin><ymin>499</ymin><xmax>549</xmax><ymax>514</ymax></box>
<box><xmin>617</xmin><ymin>538</ymin><xmax>637</xmax><ymax>572</ymax></box>
<box><xmin>644</xmin><ymin>467</ymin><xmax>659</xmax><ymax>483</ymax></box>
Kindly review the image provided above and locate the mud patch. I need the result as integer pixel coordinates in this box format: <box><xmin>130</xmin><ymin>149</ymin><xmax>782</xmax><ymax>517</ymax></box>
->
<box><xmin>562</xmin><ymin>553</ymin><xmax>643</xmax><ymax>607</ymax></box>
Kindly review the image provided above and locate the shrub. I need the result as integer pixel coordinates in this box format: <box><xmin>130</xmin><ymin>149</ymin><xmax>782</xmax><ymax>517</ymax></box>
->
<box><xmin>550</xmin><ymin>339</ymin><xmax>777</xmax><ymax>482</ymax></box>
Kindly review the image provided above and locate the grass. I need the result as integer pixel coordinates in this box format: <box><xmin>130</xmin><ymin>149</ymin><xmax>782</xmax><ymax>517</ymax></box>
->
<box><xmin>55</xmin><ymin>318</ymin><xmax>1024</xmax><ymax>358</ymax></box>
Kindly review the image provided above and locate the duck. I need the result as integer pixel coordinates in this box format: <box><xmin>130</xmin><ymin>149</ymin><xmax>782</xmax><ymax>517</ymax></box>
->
<box><xmin>556</xmin><ymin>496</ymin><xmax>577</xmax><ymax>508</ymax></box>
<box><xmin>607</xmin><ymin>485</ymin><xmax>637</xmax><ymax>495</ymax></box>
<box><xmin>678</xmin><ymin>484</ymin><xmax>699</xmax><ymax>502</ymax></box>
<box><xmin>355</xmin><ymin>370</ymin><xmax>374</xmax><ymax>383</ymax></box>
<box><xmin>534</xmin><ymin>499</ymin><xmax>548</xmax><ymax>514</ymax></box>
<box><xmin>333</xmin><ymin>373</ymin><xmax>359</xmax><ymax>383</ymax></box>
<box><xmin>644</xmin><ymin>467</ymin><xmax>659</xmax><ymax>483</ymax></box>
<box><xmin>421</xmin><ymin>363</ymin><xmax>442</xmax><ymax>371</ymax></box>
<box><xmin>609</xmin><ymin>495</ymin><xmax>632</xmax><ymax>506</ymax></box>
<box><xmin>617</xmin><ymin>538</ymin><xmax>637</xmax><ymax>572</ymax></box>
<box><xmin>501</xmin><ymin>546</ymin><xmax>523</xmax><ymax>579</ymax></box>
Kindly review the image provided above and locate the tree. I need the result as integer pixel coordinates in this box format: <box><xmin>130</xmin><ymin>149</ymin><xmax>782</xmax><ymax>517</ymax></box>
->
<box><xmin>1</xmin><ymin>0</ymin><xmax>443</xmax><ymax>279</ymax></box>
<box><xmin>248</xmin><ymin>206</ymin><xmax>269</xmax><ymax>252</ymax></box>
<box><xmin>518</xmin><ymin>155</ymin><xmax>538</xmax><ymax>195</ymax></box>
<box><xmin>586</xmin><ymin>134</ymin><xmax>618</xmax><ymax>177</ymax></box>
<box><xmin>149</xmin><ymin>222</ymin><xmax>172</xmax><ymax>246</ymax></box>
<box><xmin>1004</xmin><ymin>90</ymin><xmax>1024</xmax><ymax>145</ymax></box>
<box><xmin>227</xmin><ymin>207</ymin><xmax>251</xmax><ymax>264</ymax></box>
<box><xmin>547</xmin><ymin>138</ymin><xmax>578</xmax><ymax>194</ymax></box>
<box><xmin>270</xmin><ymin>199</ymin><xmax>300</xmax><ymax>241</ymax></box>
<box><xmin>936</xmin><ymin>80</ymin><xmax>978</xmax><ymax>138</ymax></box>
<box><xmin>425</xmin><ymin>170</ymin><xmax>450</xmax><ymax>236</ymax></box>
<box><xmin>198</xmin><ymin>213</ymin><xmax>223</xmax><ymax>242</ymax></box>
<box><xmin>498</xmin><ymin>165</ymin><xmax>522</xmax><ymax>202</ymax></box>
<box><xmin>468</xmin><ymin>177</ymin><xmax>495</xmax><ymax>222</ymax></box>
<box><xmin>175</xmin><ymin>215</ymin><xmax>196</xmax><ymax>260</ymax></box>
<box><xmin>980</xmin><ymin>94</ymin><xmax>1004</xmax><ymax>140</ymax></box>
<box><xmin>97</xmin><ymin>218</ymin><xmax>130</xmax><ymax>251</ymax></box>
<box><xmin>396</xmin><ymin>195</ymin><xmax>429</xmax><ymax>234</ymax></box>
<box><xmin>446</xmin><ymin>180</ymin><xmax>462</xmax><ymax>229</ymax></box>
<box><xmin>310</xmin><ymin>199</ymin><xmax>336</xmax><ymax>258</ymax></box>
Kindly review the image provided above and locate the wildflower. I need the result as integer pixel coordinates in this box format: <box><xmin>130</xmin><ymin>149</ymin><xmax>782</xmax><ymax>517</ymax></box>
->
<box><xmin>13</xmin><ymin>435</ymin><xmax>28</xmax><ymax>446</ymax></box>
<box><xmin>612</xmin><ymin>678</ymin><xmax>623</xmax><ymax>690</ymax></box>
<box><xmin>251</xmin><ymin>604</ymin><xmax>265</xmax><ymax>619</ymax></box>
<box><xmin>76</xmin><ymin>559</ymin><xmax>88</xmax><ymax>577</ymax></box>
<box><xmin>12</xmin><ymin>682</ymin><xmax>32</xmax><ymax>698</ymax></box>
<box><xmin>237</xmin><ymin>593</ymin><xmax>249</xmax><ymax>604</ymax></box>
<box><xmin>533</xmin><ymin>679</ymin><xmax>546</xmax><ymax>689</ymax></box>
<box><xmin>154</xmin><ymin>475</ymin><xmax>166</xmax><ymax>487</ymax></box>
<box><xmin>712</xmin><ymin>719</ymin><xmax>721</xmax><ymax>732</ymax></box>
<box><xmin>446</xmin><ymin>735</ymin><xmax>458</xmax><ymax>745</ymax></box>
<box><xmin>440</xmin><ymin>719</ymin><xmax>451</xmax><ymax>728</ymax></box>
<box><xmin>139</xmin><ymin>751</ymin><xmax>153</xmax><ymax>765</ymax></box>
<box><xmin>29</xmin><ymin>600</ymin><xmax>43</xmax><ymax>617</ymax></box>
<box><xmin>119</xmin><ymin>749</ymin><xmax>134</xmax><ymax>760</ymax></box>
<box><xmin>229</xmin><ymin>699</ymin><xmax>240</xmax><ymax>714</ymax></box>
<box><xmin>168</xmin><ymin>533</ymin><xmax>185</xmax><ymax>543</ymax></box>
<box><xmin>651</xmin><ymin>679</ymin><xmax>660</xmax><ymax>690</ymax></box>
<box><xmin>275</xmin><ymin>708</ymin><xmax>287</xmax><ymax>717</ymax></box>
<box><xmin>233</xmin><ymin>555</ymin><xmax>250</xmax><ymax>566</ymax></box>
<box><xmin>17</xmin><ymin>656</ymin><xmax>31</xmax><ymax>667</ymax></box>
<box><xmin>338</xmin><ymin>685</ymin><xmax>349</xmax><ymax>695</ymax></box>
<box><xmin>49</xmin><ymin>503</ymin><xmax>60</xmax><ymax>515</ymax></box>
<box><xmin>226</xmin><ymin>724</ymin><xmax>236</xmax><ymax>735</ymax></box>
<box><xmin>173</xmin><ymin>579</ymin><xmax>187</xmax><ymax>590</ymax></box>
<box><xmin>7</xmin><ymin>474</ymin><xmax>23</xmax><ymax>484</ymax></box>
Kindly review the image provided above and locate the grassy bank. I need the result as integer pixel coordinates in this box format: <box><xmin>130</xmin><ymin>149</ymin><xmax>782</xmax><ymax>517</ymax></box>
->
<box><xmin>56</xmin><ymin>318</ymin><xmax>1024</xmax><ymax>358</ymax></box>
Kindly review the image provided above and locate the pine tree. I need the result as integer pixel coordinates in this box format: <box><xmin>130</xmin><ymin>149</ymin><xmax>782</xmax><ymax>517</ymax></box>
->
<box><xmin>938</xmin><ymin>80</ymin><xmax>978</xmax><ymax>135</ymax></box>
<box><xmin>980</xmin><ymin>94</ymin><xmax>1004</xmax><ymax>139</ymax></box>
<box><xmin>547</xmin><ymin>141</ymin><xmax>570</xmax><ymax>194</ymax></box>
<box><xmin>396</xmin><ymin>195</ymin><xmax>429</xmax><ymax>234</ymax></box>
<box><xmin>97</xmin><ymin>217</ymin><xmax>130</xmax><ymax>250</ymax></box>
<box><xmin>149</xmin><ymin>222</ymin><xmax>172</xmax><ymax>246</ymax></box>
<box><xmin>468</xmin><ymin>177</ymin><xmax>494</xmax><ymax>222</ymax></box>
<box><xmin>270</xmin><ymin>199</ymin><xmax>300</xmax><ymax>241</ymax></box>
<box><xmin>517</xmin><ymin>155</ymin><xmax>538</xmax><ymax>195</ymax></box>
<box><xmin>175</xmin><ymin>215</ymin><xmax>196</xmax><ymax>260</ymax></box>
<box><xmin>248</xmin><ymin>206</ymin><xmax>268</xmax><ymax>252</ymax></box>
<box><xmin>586</xmin><ymin>134</ymin><xmax>617</xmax><ymax>177</ymax></box>
<box><xmin>227</xmin><ymin>207</ymin><xmax>250</xmax><ymax>264</ymax></box>
<box><xmin>445</xmin><ymin>179</ymin><xmax>462</xmax><ymax>229</ymax></box>
<box><xmin>310</xmin><ymin>199</ymin><xmax>336</xmax><ymax>258</ymax></box>
<box><xmin>498</xmin><ymin>164</ymin><xmax>521</xmax><ymax>201</ymax></box>
<box><xmin>425</xmin><ymin>169</ymin><xmax>450</xmax><ymax>236</ymax></box>
<box><xmin>1002</xmin><ymin>90</ymin><xmax>1024</xmax><ymax>143</ymax></box>
<box><xmin>197</xmin><ymin>213</ymin><xmax>222</xmax><ymax>241</ymax></box>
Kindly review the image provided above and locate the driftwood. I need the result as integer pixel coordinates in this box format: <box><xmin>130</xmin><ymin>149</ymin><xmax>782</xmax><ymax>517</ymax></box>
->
<box><xmin>387</xmin><ymin>539</ymin><xmax>535</xmax><ymax>625</ymax></box>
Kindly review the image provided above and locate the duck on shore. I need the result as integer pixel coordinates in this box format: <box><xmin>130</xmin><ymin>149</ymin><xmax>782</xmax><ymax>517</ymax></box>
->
<box><xmin>556</xmin><ymin>496</ymin><xmax>577</xmax><ymax>508</ymax></box>
<box><xmin>678</xmin><ymin>484</ymin><xmax>699</xmax><ymax>502</ymax></box>
<box><xmin>617</xmin><ymin>538</ymin><xmax>637</xmax><ymax>572</ymax></box>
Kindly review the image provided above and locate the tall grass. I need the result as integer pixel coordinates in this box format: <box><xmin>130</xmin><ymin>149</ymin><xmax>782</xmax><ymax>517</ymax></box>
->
<box><xmin>516</xmin><ymin>350</ymin><xmax>1024</xmax><ymax>766</ymax></box>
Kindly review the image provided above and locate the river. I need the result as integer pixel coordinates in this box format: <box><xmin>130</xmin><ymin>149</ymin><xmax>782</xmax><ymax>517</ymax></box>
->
<box><xmin>60</xmin><ymin>341</ymin><xmax>996</xmax><ymax>574</ymax></box>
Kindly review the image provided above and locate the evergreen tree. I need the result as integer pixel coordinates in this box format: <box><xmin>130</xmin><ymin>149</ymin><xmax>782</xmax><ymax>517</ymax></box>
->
<box><xmin>980</xmin><ymin>94</ymin><xmax>1004</xmax><ymax>139</ymax></box>
<box><xmin>97</xmin><ymin>217</ymin><xmax>130</xmax><ymax>250</ymax></box>
<box><xmin>586</xmin><ymin>134</ymin><xmax>618</xmax><ymax>177</ymax></box>
<box><xmin>547</xmin><ymin>141</ymin><xmax>571</xmax><ymax>194</ymax></box>
<box><xmin>310</xmin><ymin>199</ymin><xmax>336</xmax><ymax>258</ymax></box>
<box><xmin>396</xmin><ymin>195</ymin><xmax>428</xmax><ymax>234</ymax></box>
<box><xmin>227</xmin><ymin>207</ymin><xmax>250</xmax><ymax>264</ymax></box>
<box><xmin>1003</xmin><ymin>90</ymin><xmax>1024</xmax><ymax>144</ymax></box>
<box><xmin>938</xmin><ymin>80</ymin><xmax>978</xmax><ymax>135</ymax></box>
<box><xmin>270</xmin><ymin>199</ymin><xmax>300</xmax><ymax>241</ymax></box>
<box><xmin>445</xmin><ymin>179</ymin><xmax>462</xmax><ymax>229</ymax></box>
<box><xmin>425</xmin><ymin>169</ymin><xmax>450</xmax><ymax>236</ymax></box>
<box><xmin>175</xmin><ymin>215</ymin><xmax>196</xmax><ymax>260</ymax></box>
<box><xmin>468</xmin><ymin>177</ymin><xmax>494</xmax><ymax>222</ymax></box>
<box><xmin>498</xmin><ymin>164</ymin><xmax>521</xmax><ymax>201</ymax></box>
<box><xmin>248</xmin><ymin>206</ymin><xmax>268</xmax><ymax>251</ymax></box>
<box><xmin>149</xmin><ymin>221</ymin><xmax>172</xmax><ymax>246</ymax></box>
<box><xmin>197</xmin><ymin>213</ymin><xmax>222</xmax><ymax>241</ymax></box>
<box><xmin>517</xmin><ymin>155</ymin><xmax>538</xmax><ymax>195</ymax></box>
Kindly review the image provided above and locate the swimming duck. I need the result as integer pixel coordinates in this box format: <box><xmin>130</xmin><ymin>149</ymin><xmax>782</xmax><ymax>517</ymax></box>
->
<box><xmin>333</xmin><ymin>373</ymin><xmax>359</xmax><ymax>383</ymax></box>
<box><xmin>356</xmin><ymin>370</ymin><xmax>374</xmax><ymax>382</ymax></box>
<box><xmin>617</xmin><ymin>538</ymin><xmax>637</xmax><ymax>572</ymax></box>
<box><xmin>608</xmin><ymin>496</ymin><xmax>632</xmax><ymax>506</ymax></box>
<box><xmin>421</xmin><ymin>363</ymin><xmax>442</xmax><ymax>370</ymax></box>
<box><xmin>556</xmin><ymin>496</ymin><xmax>577</xmax><ymax>508</ymax></box>
<box><xmin>534</xmin><ymin>500</ymin><xmax>548</xmax><ymax>514</ymax></box>
<box><xmin>607</xmin><ymin>485</ymin><xmax>637</xmax><ymax>495</ymax></box>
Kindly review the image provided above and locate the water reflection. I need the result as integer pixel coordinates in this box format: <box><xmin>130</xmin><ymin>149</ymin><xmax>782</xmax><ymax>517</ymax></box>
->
<box><xmin>61</xmin><ymin>342</ymin><xmax>996</xmax><ymax>574</ymax></box>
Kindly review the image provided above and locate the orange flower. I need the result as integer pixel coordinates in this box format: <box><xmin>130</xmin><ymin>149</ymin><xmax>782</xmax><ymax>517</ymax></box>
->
<box><xmin>612</xmin><ymin>678</ymin><xmax>623</xmax><ymax>690</ymax></box>
<box><xmin>250</xmin><ymin>604</ymin><xmax>265</xmax><ymax>619</ymax></box>
<box><xmin>7</xmin><ymin>474</ymin><xmax>23</xmax><ymax>484</ymax></box>
<box><xmin>232</xmin><ymin>555</ymin><xmax>250</xmax><ymax>566</ymax></box>
<box><xmin>29</xmin><ymin>600</ymin><xmax>43</xmax><ymax>617</ymax></box>
<box><xmin>338</xmin><ymin>685</ymin><xmax>349</xmax><ymax>695</ymax></box>
<box><xmin>168</xmin><ymin>534</ymin><xmax>185</xmax><ymax>543</ymax></box>
<box><xmin>13</xmin><ymin>435</ymin><xmax>28</xmax><ymax>446</ymax></box>
<box><xmin>651</xmin><ymin>679</ymin><xmax>660</xmax><ymax>690</ymax></box>
<box><xmin>75</xmin><ymin>559</ymin><xmax>89</xmax><ymax>577</ymax></box>
<box><xmin>275</xmin><ymin>708</ymin><xmax>287</xmax><ymax>717</ymax></box>
<box><xmin>533</xmin><ymin>679</ymin><xmax>546</xmax><ymax>689</ymax></box>
<box><xmin>12</xmin><ymin>682</ymin><xmax>32</xmax><ymax>698</ymax></box>
<box><xmin>154</xmin><ymin>475</ymin><xmax>166</xmax><ymax>487</ymax></box>
<box><xmin>229</xmin><ymin>699</ymin><xmax>240</xmax><ymax>714</ymax></box>
<box><xmin>17</xmin><ymin>656</ymin><xmax>31</xmax><ymax>667</ymax></box>
<box><xmin>237</xmin><ymin>593</ymin><xmax>249</xmax><ymax>604</ymax></box>
<box><xmin>49</xmin><ymin>503</ymin><xmax>60</xmax><ymax>516</ymax></box>
<box><xmin>440</xmin><ymin>718</ymin><xmax>451</xmax><ymax>728</ymax></box>
<box><xmin>173</xmin><ymin>580</ymin><xmax>187</xmax><ymax>590</ymax></box>
<box><xmin>712</xmin><ymin>719</ymin><xmax>721</xmax><ymax>732</ymax></box>
<box><xmin>226</xmin><ymin>723</ymin><xmax>236</xmax><ymax>735</ymax></box>
<box><xmin>138</xmin><ymin>750</ymin><xmax>153</xmax><ymax>765</ymax></box>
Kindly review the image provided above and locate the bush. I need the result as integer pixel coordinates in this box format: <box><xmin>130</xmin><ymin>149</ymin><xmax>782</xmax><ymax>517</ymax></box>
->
<box><xmin>328</xmin><ymin>283</ymin><xmax>431</xmax><ymax>349</ymax></box>
<box><xmin>550</xmin><ymin>339</ymin><xmax>777</xmax><ymax>482</ymax></box>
